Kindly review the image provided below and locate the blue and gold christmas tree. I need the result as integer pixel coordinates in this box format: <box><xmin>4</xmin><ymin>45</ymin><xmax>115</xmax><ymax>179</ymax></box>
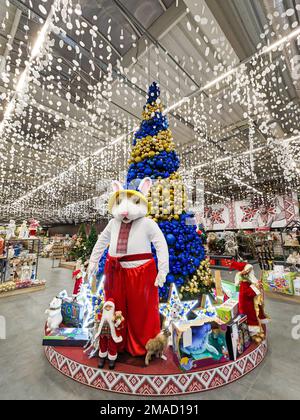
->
<box><xmin>127</xmin><ymin>82</ymin><xmax>214</xmax><ymax>301</ymax></box>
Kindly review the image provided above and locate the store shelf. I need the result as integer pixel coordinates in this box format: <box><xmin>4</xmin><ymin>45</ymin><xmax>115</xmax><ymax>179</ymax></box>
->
<box><xmin>265</xmin><ymin>291</ymin><xmax>300</xmax><ymax>304</ymax></box>
<box><xmin>273</xmin><ymin>261</ymin><xmax>300</xmax><ymax>272</ymax></box>
<box><xmin>0</xmin><ymin>284</ymin><xmax>46</xmax><ymax>299</ymax></box>
<box><xmin>208</xmin><ymin>254</ymin><xmax>235</xmax><ymax>259</ymax></box>
<box><xmin>210</xmin><ymin>265</ymin><xmax>232</xmax><ymax>271</ymax></box>
<box><xmin>284</xmin><ymin>245</ymin><xmax>300</xmax><ymax>248</ymax></box>
<box><xmin>59</xmin><ymin>260</ymin><xmax>76</xmax><ymax>270</ymax></box>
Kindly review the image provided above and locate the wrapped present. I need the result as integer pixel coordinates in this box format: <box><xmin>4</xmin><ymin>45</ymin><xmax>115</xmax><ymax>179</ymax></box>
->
<box><xmin>61</xmin><ymin>300</ymin><xmax>84</xmax><ymax>327</ymax></box>
<box><xmin>42</xmin><ymin>328</ymin><xmax>89</xmax><ymax>347</ymax></box>
<box><xmin>172</xmin><ymin>317</ymin><xmax>230</xmax><ymax>371</ymax></box>
<box><xmin>226</xmin><ymin>314</ymin><xmax>251</xmax><ymax>360</ymax></box>
<box><xmin>221</xmin><ymin>280</ymin><xmax>239</xmax><ymax>301</ymax></box>
<box><xmin>216</xmin><ymin>298</ymin><xmax>239</xmax><ymax>323</ymax></box>
<box><xmin>293</xmin><ymin>277</ymin><xmax>300</xmax><ymax>296</ymax></box>
<box><xmin>262</xmin><ymin>270</ymin><xmax>295</xmax><ymax>295</ymax></box>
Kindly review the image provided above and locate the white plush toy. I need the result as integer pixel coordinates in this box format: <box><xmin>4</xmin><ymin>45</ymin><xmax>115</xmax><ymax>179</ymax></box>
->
<box><xmin>87</xmin><ymin>177</ymin><xmax>169</xmax><ymax>357</ymax></box>
<box><xmin>45</xmin><ymin>297</ymin><xmax>63</xmax><ymax>333</ymax></box>
<box><xmin>6</xmin><ymin>220</ymin><xmax>16</xmax><ymax>240</ymax></box>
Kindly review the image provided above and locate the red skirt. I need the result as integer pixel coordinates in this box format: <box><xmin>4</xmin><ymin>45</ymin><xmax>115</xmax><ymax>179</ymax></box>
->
<box><xmin>104</xmin><ymin>254</ymin><xmax>160</xmax><ymax>357</ymax></box>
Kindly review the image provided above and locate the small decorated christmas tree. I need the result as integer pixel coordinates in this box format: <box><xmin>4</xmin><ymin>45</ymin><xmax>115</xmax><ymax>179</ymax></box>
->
<box><xmin>69</xmin><ymin>223</ymin><xmax>87</xmax><ymax>262</ymax></box>
<box><xmin>127</xmin><ymin>82</ymin><xmax>214</xmax><ymax>301</ymax></box>
<box><xmin>84</xmin><ymin>225</ymin><xmax>98</xmax><ymax>260</ymax></box>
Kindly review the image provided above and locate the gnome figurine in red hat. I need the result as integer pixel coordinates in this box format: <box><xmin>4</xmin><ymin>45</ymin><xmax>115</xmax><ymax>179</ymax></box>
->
<box><xmin>231</xmin><ymin>261</ymin><xmax>268</xmax><ymax>343</ymax></box>
<box><xmin>94</xmin><ymin>298</ymin><xmax>124</xmax><ymax>369</ymax></box>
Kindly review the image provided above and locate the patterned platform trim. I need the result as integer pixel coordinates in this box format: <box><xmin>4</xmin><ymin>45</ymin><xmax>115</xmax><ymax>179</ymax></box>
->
<box><xmin>44</xmin><ymin>342</ymin><xmax>268</xmax><ymax>396</ymax></box>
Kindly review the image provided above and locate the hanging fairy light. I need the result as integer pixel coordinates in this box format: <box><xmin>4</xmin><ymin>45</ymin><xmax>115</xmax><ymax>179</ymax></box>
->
<box><xmin>0</xmin><ymin>0</ymin><xmax>300</xmax><ymax>224</ymax></box>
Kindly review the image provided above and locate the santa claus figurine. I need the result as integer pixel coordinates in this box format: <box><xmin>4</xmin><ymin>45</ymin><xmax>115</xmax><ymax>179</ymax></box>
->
<box><xmin>29</xmin><ymin>219</ymin><xmax>39</xmax><ymax>237</ymax></box>
<box><xmin>94</xmin><ymin>299</ymin><xmax>124</xmax><ymax>369</ymax></box>
<box><xmin>72</xmin><ymin>260</ymin><xmax>84</xmax><ymax>296</ymax></box>
<box><xmin>231</xmin><ymin>261</ymin><xmax>268</xmax><ymax>343</ymax></box>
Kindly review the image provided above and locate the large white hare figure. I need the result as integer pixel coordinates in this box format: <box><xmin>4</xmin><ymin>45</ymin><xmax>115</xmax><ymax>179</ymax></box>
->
<box><xmin>88</xmin><ymin>177</ymin><xmax>169</xmax><ymax>357</ymax></box>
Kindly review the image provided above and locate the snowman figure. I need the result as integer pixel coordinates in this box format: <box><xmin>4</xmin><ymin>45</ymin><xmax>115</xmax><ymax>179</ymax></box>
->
<box><xmin>6</xmin><ymin>220</ymin><xmax>16</xmax><ymax>240</ymax></box>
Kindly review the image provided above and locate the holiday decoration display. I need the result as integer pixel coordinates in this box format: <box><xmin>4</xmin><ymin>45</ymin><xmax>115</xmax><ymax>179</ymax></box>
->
<box><xmin>0</xmin><ymin>238</ymin><xmax>44</xmax><ymax>295</ymax></box>
<box><xmin>126</xmin><ymin>82</ymin><xmax>213</xmax><ymax>301</ymax></box>
<box><xmin>224</xmin><ymin>232</ymin><xmax>239</xmax><ymax>257</ymax></box>
<box><xmin>94</xmin><ymin>299</ymin><xmax>124</xmax><ymax>370</ymax></box>
<box><xmin>87</xmin><ymin>177</ymin><xmax>169</xmax><ymax>356</ymax></box>
<box><xmin>207</xmin><ymin>232</ymin><xmax>225</xmax><ymax>255</ymax></box>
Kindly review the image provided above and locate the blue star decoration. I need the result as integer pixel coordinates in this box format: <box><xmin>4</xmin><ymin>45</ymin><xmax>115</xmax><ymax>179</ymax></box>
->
<box><xmin>192</xmin><ymin>295</ymin><xmax>216</xmax><ymax>320</ymax></box>
<box><xmin>159</xmin><ymin>283</ymin><xmax>198</xmax><ymax>327</ymax></box>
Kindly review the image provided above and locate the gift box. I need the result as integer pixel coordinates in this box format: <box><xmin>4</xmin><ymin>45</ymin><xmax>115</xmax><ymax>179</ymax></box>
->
<box><xmin>172</xmin><ymin>317</ymin><xmax>230</xmax><ymax>371</ymax></box>
<box><xmin>42</xmin><ymin>328</ymin><xmax>89</xmax><ymax>347</ymax></box>
<box><xmin>293</xmin><ymin>277</ymin><xmax>300</xmax><ymax>296</ymax></box>
<box><xmin>61</xmin><ymin>300</ymin><xmax>84</xmax><ymax>327</ymax></box>
<box><xmin>221</xmin><ymin>280</ymin><xmax>239</xmax><ymax>301</ymax></box>
<box><xmin>216</xmin><ymin>298</ymin><xmax>239</xmax><ymax>323</ymax></box>
<box><xmin>262</xmin><ymin>270</ymin><xmax>295</xmax><ymax>295</ymax></box>
<box><xmin>226</xmin><ymin>314</ymin><xmax>251</xmax><ymax>360</ymax></box>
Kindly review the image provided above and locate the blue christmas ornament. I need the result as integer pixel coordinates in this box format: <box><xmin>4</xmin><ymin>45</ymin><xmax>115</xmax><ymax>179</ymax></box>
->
<box><xmin>166</xmin><ymin>274</ymin><xmax>175</xmax><ymax>283</ymax></box>
<box><xmin>166</xmin><ymin>233</ymin><xmax>176</xmax><ymax>246</ymax></box>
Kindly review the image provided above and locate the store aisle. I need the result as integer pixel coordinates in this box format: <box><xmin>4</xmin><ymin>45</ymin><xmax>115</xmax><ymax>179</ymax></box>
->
<box><xmin>0</xmin><ymin>258</ymin><xmax>300</xmax><ymax>400</ymax></box>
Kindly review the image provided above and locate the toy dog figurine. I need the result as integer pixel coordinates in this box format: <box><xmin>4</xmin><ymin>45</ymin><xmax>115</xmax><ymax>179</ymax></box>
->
<box><xmin>145</xmin><ymin>329</ymin><xmax>171</xmax><ymax>366</ymax></box>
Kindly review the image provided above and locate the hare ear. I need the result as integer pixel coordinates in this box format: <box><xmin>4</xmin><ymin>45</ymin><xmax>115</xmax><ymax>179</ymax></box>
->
<box><xmin>138</xmin><ymin>177</ymin><xmax>152</xmax><ymax>196</ymax></box>
<box><xmin>111</xmin><ymin>180</ymin><xmax>124</xmax><ymax>193</ymax></box>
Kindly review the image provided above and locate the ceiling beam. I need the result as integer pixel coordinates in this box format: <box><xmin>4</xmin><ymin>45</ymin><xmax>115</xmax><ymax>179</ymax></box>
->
<box><xmin>0</xmin><ymin>6</ymin><xmax>21</xmax><ymax>74</ymax></box>
<box><xmin>112</xmin><ymin>0</ymin><xmax>199</xmax><ymax>87</ymax></box>
<box><xmin>205</xmin><ymin>0</ymin><xmax>256</xmax><ymax>61</ymax></box>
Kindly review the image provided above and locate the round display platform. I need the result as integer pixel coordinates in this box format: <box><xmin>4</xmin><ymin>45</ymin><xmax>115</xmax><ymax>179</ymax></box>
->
<box><xmin>45</xmin><ymin>341</ymin><xmax>267</xmax><ymax>396</ymax></box>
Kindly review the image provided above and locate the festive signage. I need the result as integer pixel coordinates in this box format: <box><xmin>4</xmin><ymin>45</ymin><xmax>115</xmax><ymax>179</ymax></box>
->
<box><xmin>203</xmin><ymin>193</ymin><xmax>299</xmax><ymax>230</ymax></box>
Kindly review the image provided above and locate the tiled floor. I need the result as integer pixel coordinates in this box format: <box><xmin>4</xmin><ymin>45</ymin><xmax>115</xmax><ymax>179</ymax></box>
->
<box><xmin>0</xmin><ymin>258</ymin><xmax>300</xmax><ymax>400</ymax></box>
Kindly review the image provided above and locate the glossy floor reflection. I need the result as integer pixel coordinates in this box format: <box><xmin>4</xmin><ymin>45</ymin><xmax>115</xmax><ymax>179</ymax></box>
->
<box><xmin>0</xmin><ymin>258</ymin><xmax>299</xmax><ymax>400</ymax></box>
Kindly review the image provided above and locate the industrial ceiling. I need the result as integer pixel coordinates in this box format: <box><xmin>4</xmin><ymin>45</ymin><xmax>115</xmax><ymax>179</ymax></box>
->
<box><xmin>0</xmin><ymin>0</ymin><xmax>300</xmax><ymax>224</ymax></box>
